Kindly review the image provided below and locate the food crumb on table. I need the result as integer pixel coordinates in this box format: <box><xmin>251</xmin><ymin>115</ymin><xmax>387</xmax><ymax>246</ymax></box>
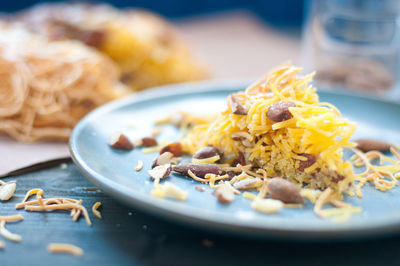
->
<box><xmin>202</xmin><ymin>239</ymin><xmax>214</xmax><ymax>248</ymax></box>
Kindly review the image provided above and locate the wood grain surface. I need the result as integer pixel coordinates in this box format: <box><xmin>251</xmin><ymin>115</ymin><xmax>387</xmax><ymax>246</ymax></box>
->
<box><xmin>0</xmin><ymin>163</ymin><xmax>399</xmax><ymax>266</ymax></box>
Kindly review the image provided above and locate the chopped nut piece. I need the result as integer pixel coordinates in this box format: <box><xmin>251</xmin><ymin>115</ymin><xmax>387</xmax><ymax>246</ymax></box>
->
<box><xmin>251</xmin><ymin>198</ymin><xmax>283</xmax><ymax>214</ymax></box>
<box><xmin>231</xmin><ymin>152</ymin><xmax>246</xmax><ymax>167</ymax></box>
<box><xmin>267</xmin><ymin>177</ymin><xmax>305</xmax><ymax>204</ymax></box>
<box><xmin>298</xmin><ymin>153</ymin><xmax>316</xmax><ymax>171</ymax></box>
<box><xmin>135</xmin><ymin>160</ymin><xmax>144</xmax><ymax>171</ymax></box>
<box><xmin>160</xmin><ymin>142</ymin><xmax>182</xmax><ymax>157</ymax></box>
<box><xmin>231</xmin><ymin>131</ymin><xmax>252</xmax><ymax>141</ymax></box>
<box><xmin>172</xmin><ymin>163</ymin><xmax>222</xmax><ymax>178</ymax></box>
<box><xmin>0</xmin><ymin>181</ymin><xmax>16</xmax><ymax>201</ymax></box>
<box><xmin>195</xmin><ymin>186</ymin><xmax>205</xmax><ymax>192</ymax></box>
<box><xmin>142</xmin><ymin>137</ymin><xmax>158</xmax><ymax>147</ymax></box>
<box><xmin>109</xmin><ymin>133</ymin><xmax>133</xmax><ymax>150</ymax></box>
<box><xmin>355</xmin><ymin>138</ymin><xmax>391</xmax><ymax>152</ymax></box>
<box><xmin>148</xmin><ymin>164</ymin><xmax>171</xmax><ymax>180</ymax></box>
<box><xmin>152</xmin><ymin>152</ymin><xmax>174</xmax><ymax>168</ymax></box>
<box><xmin>214</xmin><ymin>183</ymin><xmax>234</xmax><ymax>203</ymax></box>
<box><xmin>229</xmin><ymin>95</ymin><xmax>248</xmax><ymax>115</ymax></box>
<box><xmin>233</xmin><ymin>178</ymin><xmax>263</xmax><ymax>190</ymax></box>
<box><xmin>163</xmin><ymin>182</ymin><xmax>188</xmax><ymax>201</ymax></box>
<box><xmin>266</xmin><ymin>101</ymin><xmax>296</xmax><ymax>122</ymax></box>
<box><xmin>193</xmin><ymin>146</ymin><xmax>222</xmax><ymax>159</ymax></box>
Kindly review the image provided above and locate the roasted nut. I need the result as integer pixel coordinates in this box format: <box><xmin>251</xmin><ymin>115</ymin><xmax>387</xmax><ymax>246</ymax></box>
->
<box><xmin>355</xmin><ymin>138</ymin><xmax>391</xmax><ymax>152</ymax></box>
<box><xmin>266</xmin><ymin>101</ymin><xmax>296</xmax><ymax>122</ymax></box>
<box><xmin>142</xmin><ymin>137</ymin><xmax>158</xmax><ymax>147</ymax></box>
<box><xmin>229</xmin><ymin>95</ymin><xmax>248</xmax><ymax>115</ymax></box>
<box><xmin>148</xmin><ymin>164</ymin><xmax>171</xmax><ymax>180</ymax></box>
<box><xmin>193</xmin><ymin>146</ymin><xmax>222</xmax><ymax>159</ymax></box>
<box><xmin>152</xmin><ymin>152</ymin><xmax>174</xmax><ymax>168</ymax></box>
<box><xmin>298</xmin><ymin>153</ymin><xmax>316</xmax><ymax>171</ymax></box>
<box><xmin>233</xmin><ymin>178</ymin><xmax>262</xmax><ymax>190</ymax></box>
<box><xmin>267</xmin><ymin>177</ymin><xmax>304</xmax><ymax>204</ymax></box>
<box><xmin>0</xmin><ymin>181</ymin><xmax>16</xmax><ymax>201</ymax></box>
<box><xmin>231</xmin><ymin>152</ymin><xmax>245</xmax><ymax>167</ymax></box>
<box><xmin>172</xmin><ymin>163</ymin><xmax>222</xmax><ymax>178</ymax></box>
<box><xmin>332</xmin><ymin>173</ymin><xmax>345</xmax><ymax>183</ymax></box>
<box><xmin>214</xmin><ymin>183</ymin><xmax>234</xmax><ymax>203</ymax></box>
<box><xmin>160</xmin><ymin>142</ymin><xmax>182</xmax><ymax>157</ymax></box>
<box><xmin>109</xmin><ymin>133</ymin><xmax>134</xmax><ymax>150</ymax></box>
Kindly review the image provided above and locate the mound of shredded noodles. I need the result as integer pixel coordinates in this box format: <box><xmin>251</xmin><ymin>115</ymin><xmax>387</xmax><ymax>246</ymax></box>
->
<box><xmin>157</xmin><ymin>63</ymin><xmax>400</xmax><ymax>220</ymax></box>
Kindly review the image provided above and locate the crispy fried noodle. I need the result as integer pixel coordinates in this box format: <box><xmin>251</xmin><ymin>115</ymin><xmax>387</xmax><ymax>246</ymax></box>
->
<box><xmin>0</xmin><ymin>24</ymin><xmax>124</xmax><ymax>141</ymax></box>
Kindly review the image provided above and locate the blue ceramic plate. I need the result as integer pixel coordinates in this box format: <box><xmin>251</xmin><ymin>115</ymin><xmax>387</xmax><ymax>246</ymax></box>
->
<box><xmin>70</xmin><ymin>80</ymin><xmax>400</xmax><ymax>239</ymax></box>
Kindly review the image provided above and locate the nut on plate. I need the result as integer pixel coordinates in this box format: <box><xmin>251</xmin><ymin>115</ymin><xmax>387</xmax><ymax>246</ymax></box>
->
<box><xmin>152</xmin><ymin>152</ymin><xmax>174</xmax><ymax>168</ymax></box>
<box><xmin>172</xmin><ymin>163</ymin><xmax>222</xmax><ymax>178</ymax></box>
<box><xmin>142</xmin><ymin>137</ymin><xmax>158</xmax><ymax>147</ymax></box>
<box><xmin>266</xmin><ymin>177</ymin><xmax>304</xmax><ymax>204</ymax></box>
<box><xmin>355</xmin><ymin>138</ymin><xmax>391</xmax><ymax>152</ymax></box>
<box><xmin>214</xmin><ymin>183</ymin><xmax>234</xmax><ymax>203</ymax></box>
<box><xmin>0</xmin><ymin>181</ymin><xmax>17</xmax><ymax>201</ymax></box>
<box><xmin>148</xmin><ymin>164</ymin><xmax>171</xmax><ymax>180</ymax></box>
<box><xmin>193</xmin><ymin>146</ymin><xmax>222</xmax><ymax>159</ymax></box>
<box><xmin>160</xmin><ymin>142</ymin><xmax>182</xmax><ymax>157</ymax></box>
<box><xmin>266</xmin><ymin>101</ymin><xmax>296</xmax><ymax>122</ymax></box>
<box><xmin>109</xmin><ymin>132</ymin><xmax>134</xmax><ymax>150</ymax></box>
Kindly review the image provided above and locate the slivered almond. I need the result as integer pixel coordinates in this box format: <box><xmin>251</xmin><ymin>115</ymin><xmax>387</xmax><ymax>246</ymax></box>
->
<box><xmin>159</xmin><ymin>142</ymin><xmax>182</xmax><ymax>157</ymax></box>
<box><xmin>148</xmin><ymin>164</ymin><xmax>171</xmax><ymax>180</ymax></box>
<box><xmin>233</xmin><ymin>178</ymin><xmax>263</xmax><ymax>190</ymax></box>
<box><xmin>152</xmin><ymin>152</ymin><xmax>174</xmax><ymax>168</ymax></box>
<box><xmin>0</xmin><ymin>181</ymin><xmax>16</xmax><ymax>201</ymax></box>
<box><xmin>109</xmin><ymin>133</ymin><xmax>133</xmax><ymax>150</ymax></box>
<box><xmin>229</xmin><ymin>95</ymin><xmax>247</xmax><ymax>115</ymax></box>
<box><xmin>214</xmin><ymin>183</ymin><xmax>234</xmax><ymax>203</ymax></box>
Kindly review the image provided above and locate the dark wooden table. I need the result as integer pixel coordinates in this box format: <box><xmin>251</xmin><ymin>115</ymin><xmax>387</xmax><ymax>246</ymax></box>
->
<box><xmin>1</xmin><ymin>162</ymin><xmax>399</xmax><ymax>266</ymax></box>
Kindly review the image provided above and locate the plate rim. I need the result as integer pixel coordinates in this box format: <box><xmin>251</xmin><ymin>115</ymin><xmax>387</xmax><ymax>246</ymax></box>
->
<box><xmin>70</xmin><ymin>79</ymin><xmax>400</xmax><ymax>240</ymax></box>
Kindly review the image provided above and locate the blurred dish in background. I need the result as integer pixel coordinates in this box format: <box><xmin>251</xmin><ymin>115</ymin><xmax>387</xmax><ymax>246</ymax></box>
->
<box><xmin>302</xmin><ymin>0</ymin><xmax>399</xmax><ymax>97</ymax></box>
<box><xmin>0</xmin><ymin>3</ymin><xmax>207</xmax><ymax>142</ymax></box>
<box><xmin>16</xmin><ymin>3</ymin><xmax>208</xmax><ymax>91</ymax></box>
<box><xmin>0</xmin><ymin>23</ymin><xmax>124</xmax><ymax>142</ymax></box>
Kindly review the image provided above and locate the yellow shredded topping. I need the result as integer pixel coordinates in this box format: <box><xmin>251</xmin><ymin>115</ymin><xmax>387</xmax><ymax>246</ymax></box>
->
<box><xmin>0</xmin><ymin>220</ymin><xmax>21</xmax><ymax>242</ymax></box>
<box><xmin>48</xmin><ymin>243</ymin><xmax>84</xmax><ymax>257</ymax></box>
<box><xmin>17</xmin><ymin>189</ymin><xmax>92</xmax><ymax>226</ymax></box>
<box><xmin>92</xmin><ymin>202</ymin><xmax>102</xmax><ymax>219</ymax></box>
